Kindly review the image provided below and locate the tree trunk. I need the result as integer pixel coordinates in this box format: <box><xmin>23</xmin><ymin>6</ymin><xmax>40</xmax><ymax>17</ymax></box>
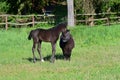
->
<box><xmin>67</xmin><ymin>0</ymin><xmax>75</xmax><ymax>27</ymax></box>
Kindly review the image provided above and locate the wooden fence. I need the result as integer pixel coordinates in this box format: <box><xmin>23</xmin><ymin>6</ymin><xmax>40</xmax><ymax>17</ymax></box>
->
<box><xmin>0</xmin><ymin>12</ymin><xmax>120</xmax><ymax>30</ymax></box>
<box><xmin>0</xmin><ymin>14</ymin><xmax>55</xmax><ymax>30</ymax></box>
<box><xmin>75</xmin><ymin>12</ymin><xmax>120</xmax><ymax>26</ymax></box>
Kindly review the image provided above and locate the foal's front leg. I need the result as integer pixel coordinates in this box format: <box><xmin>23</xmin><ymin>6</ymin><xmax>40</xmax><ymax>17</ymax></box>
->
<box><xmin>50</xmin><ymin>43</ymin><xmax>56</xmax><ymax>63</ymax></box>
<box><xmin>32</xmin><ymin>42</ymin><xmax>37</xmax><ymax>63</ymax></box>
<box><xmin>37</xmin><ymin>41</ymin><xmax>44</xmax><ymax>62</ymax></box>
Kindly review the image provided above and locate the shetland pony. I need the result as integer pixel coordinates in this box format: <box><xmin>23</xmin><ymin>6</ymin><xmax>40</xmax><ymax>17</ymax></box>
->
<box><xmin>59</xmin><ymin>30</ymin><xmax>75</xmax><ymax>61</ymax></box>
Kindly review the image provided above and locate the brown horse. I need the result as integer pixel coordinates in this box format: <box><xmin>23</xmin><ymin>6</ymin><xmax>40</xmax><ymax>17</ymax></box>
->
<box><xmin>28</xmin><ymin>22</ymin><xmax>67</xmax><ymax>63</ymax></box>
<box><xmin>59</xmin><ymin>30</ymin><xmax>75</xmax><ymax>61</ymax></box>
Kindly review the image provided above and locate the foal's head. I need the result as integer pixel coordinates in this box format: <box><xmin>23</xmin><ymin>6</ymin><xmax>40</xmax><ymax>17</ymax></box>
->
<box><xmin>56</xmin><ymin>22</ymin><xmax>67</xmax><ymax>33</ymax></box>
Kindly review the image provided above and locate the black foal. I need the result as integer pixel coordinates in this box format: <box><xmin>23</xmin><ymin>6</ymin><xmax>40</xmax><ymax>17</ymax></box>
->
<box><xmin>28</xmin><ymin>22</ymin><xmax>67</xmax><ymax>63</ymax></box>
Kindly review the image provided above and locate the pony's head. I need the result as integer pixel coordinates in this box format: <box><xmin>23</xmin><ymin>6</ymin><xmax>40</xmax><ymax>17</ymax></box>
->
<box><xmin>61</xmin><ymin>29</ymin><xmax>71</xmax><ymax>42</ymax></box>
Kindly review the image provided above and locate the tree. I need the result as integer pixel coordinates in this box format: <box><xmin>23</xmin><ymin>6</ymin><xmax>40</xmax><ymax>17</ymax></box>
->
<box><xmin>6</xmin><ymin>0</ymin><xmax>50</xmax><ymax>14</ymax></box>
<box><xmin>67</xmin><ymin>0</ymin><xmax>75</xmax><ymax>27</ymax></box>
<box><xmin>0</xmin><ymin>1</ymin><xmax>9</xmax><ymax>14</ymax></box>
<box><xmin>83</xmin><ymin>0</ymin><xmax>95</xmax><ymax>26</ymax></box>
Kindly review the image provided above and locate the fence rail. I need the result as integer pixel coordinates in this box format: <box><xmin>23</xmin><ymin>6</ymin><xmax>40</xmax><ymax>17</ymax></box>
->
<box><xmin>76</xmin><ymin>12</ymin><xmax>120</xmax><ymax>26</ymax></box>
<box><xmin>0</xmin><ymin>14</ymin><xmax>55</xmax><ymax>30</ymax></box>
<box><xmin>0</xmin><ymin>12</ymin><xmax>120</xmax><ymax>30</ymax></box>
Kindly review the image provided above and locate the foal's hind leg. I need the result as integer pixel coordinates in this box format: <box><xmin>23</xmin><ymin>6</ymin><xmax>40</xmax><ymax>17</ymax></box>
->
<box><xmin>32</xmin><ymin>42</ymin><xmax>37</xmax><ymax>63</ymax></box>
<box><xmin>37</xmin><ymin>41</ymin><xmax>44</xmax><ymax>62</ymax></box>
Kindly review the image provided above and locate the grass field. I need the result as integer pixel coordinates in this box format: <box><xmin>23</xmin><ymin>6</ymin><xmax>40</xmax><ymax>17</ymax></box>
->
<box><xmin>0</xmin><ymin>24</ymin><xmax>120</xmax><ymax>80</ymax></box>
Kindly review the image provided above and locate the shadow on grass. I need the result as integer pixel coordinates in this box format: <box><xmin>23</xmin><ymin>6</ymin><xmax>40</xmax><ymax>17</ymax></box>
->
<box><xmin>23</xmin><ymin>54</ymin><xmax>64</xmax><ymax>62</ymax></box>
<box><xmin>44</xmin><ymin>54</ymin><xmax>64</xmax><ymax>61</ymax></box>
<box><xmin>22</xmin><ymin>57</ymin><xmax>38</xmax><ymax>62</ymax></box>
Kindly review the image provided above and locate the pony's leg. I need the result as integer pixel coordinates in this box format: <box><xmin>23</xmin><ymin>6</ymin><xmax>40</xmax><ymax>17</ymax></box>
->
<box><xmin>37</xmin><ymin>41</ymin><xmax>44</xmax><ymax>62</ymax></box>
<box><xmin>32</xmin><ymin>42</ymin><xmax>37</xmax><ymax>63</ymax></box>
<box><xmin>64</xmin><ymin>50</ymin><xmax>71</xmax><ymax>61</ymax></box>
<box><xmin>50</xmin><ymin>43</ymin><xmax>56</xmax><ymax>63</ymax></box>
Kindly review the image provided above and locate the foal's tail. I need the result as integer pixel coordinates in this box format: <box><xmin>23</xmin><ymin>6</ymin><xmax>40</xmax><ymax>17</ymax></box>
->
<box><xmin>28</xmin><ymin>30</ymin><xmax>32</xmax><ymax>40</ymax></box>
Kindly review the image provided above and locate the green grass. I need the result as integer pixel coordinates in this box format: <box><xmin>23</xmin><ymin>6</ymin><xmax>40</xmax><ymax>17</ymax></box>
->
<box><xmin>0</xmin><ymin>25</ymin><xmax>120</xmax><ymax>80</ymax></box>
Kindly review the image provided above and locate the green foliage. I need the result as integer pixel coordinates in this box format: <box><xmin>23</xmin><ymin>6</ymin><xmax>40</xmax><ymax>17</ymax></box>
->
<box><xmin>75</xmin><ymin>0</ymin><xmax>120</xmax><ymax>14</ymax></box>
<box><xmin>54</xmin><ymin>4</ymin><xmax>67</xmax><ymax>24</ymax></box>
<box><xmin>6</xmin><ymin>0</ymin><xmax>50</xmax><ymax>14</ymax></box>
<box><xmin>0</xmin><ymin>0</ymin><xmax>120</xmax><ymax>16</ymax></box>
<box><xmin>0</xmin><ymin>1</ymin><xmax>9</xmax><ymax>14</ymax></box>
<box><xmin>74</xmin><ymin>0</ymin><xmax>83</xmax><ymax>13</ymax></box>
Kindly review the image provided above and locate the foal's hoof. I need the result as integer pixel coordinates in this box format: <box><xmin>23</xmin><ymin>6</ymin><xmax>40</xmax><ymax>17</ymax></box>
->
<box><xmin>33</xmin><ymin>58</ymin><xmax>37</xmax><ymax>63</ymax></box>
<box><xmin>41</xmin><ymin>59</ymin><xmax>44</xmax><ymax>62</ymax></box>
<box><xmin>33</xmin><ymin>60</ymin><xmax>36</xmax><ymax>63</ymax></box>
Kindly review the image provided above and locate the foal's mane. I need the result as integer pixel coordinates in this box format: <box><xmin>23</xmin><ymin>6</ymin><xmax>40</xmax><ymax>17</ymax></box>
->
<box><xmin>52</xmin><ymin>22</ymin><xmax>67</xmax><ymax>30</ymax></box>
<box><xmin>39</xmin><ymin>22</ymin><xmax>67</xmax><ymax>32</ymax></box>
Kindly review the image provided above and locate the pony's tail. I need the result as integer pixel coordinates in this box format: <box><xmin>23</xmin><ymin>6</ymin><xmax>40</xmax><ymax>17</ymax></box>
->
<box><xmin>28</xmin><ymin>31</ymin><xmax>32</xmax><ymax>40</ymax></box>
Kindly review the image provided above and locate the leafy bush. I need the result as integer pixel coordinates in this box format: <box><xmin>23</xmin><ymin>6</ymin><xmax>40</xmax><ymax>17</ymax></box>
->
<box><xmin>0</xmin><ymin>1</ymin><xmax>9</xmax><ymax>14</ymax></box>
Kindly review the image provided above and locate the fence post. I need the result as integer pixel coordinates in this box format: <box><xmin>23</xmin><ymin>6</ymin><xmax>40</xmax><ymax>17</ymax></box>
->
<box><xmin>106</xmin><ymin>12</ymin><xmax>110</xmax><ymax>26</ymax></box>
<box><xmin>106</xmin><ymin>17</ymin><xmax>110</xmax><ymax>26</ymax></box>
<box><xmin>89</xmin><ymin>15</ymin><xmax>94</xmax><ymax>26</ymax></box>
<box><xmin>5</xmin><ymin>15</ymin><xmax>8</xmax><ymax>30</ymax></box>
<box><xmin>32</xmin><ymin>15</ymin><xmax>35</xmax><ymax>27</ymax></box>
